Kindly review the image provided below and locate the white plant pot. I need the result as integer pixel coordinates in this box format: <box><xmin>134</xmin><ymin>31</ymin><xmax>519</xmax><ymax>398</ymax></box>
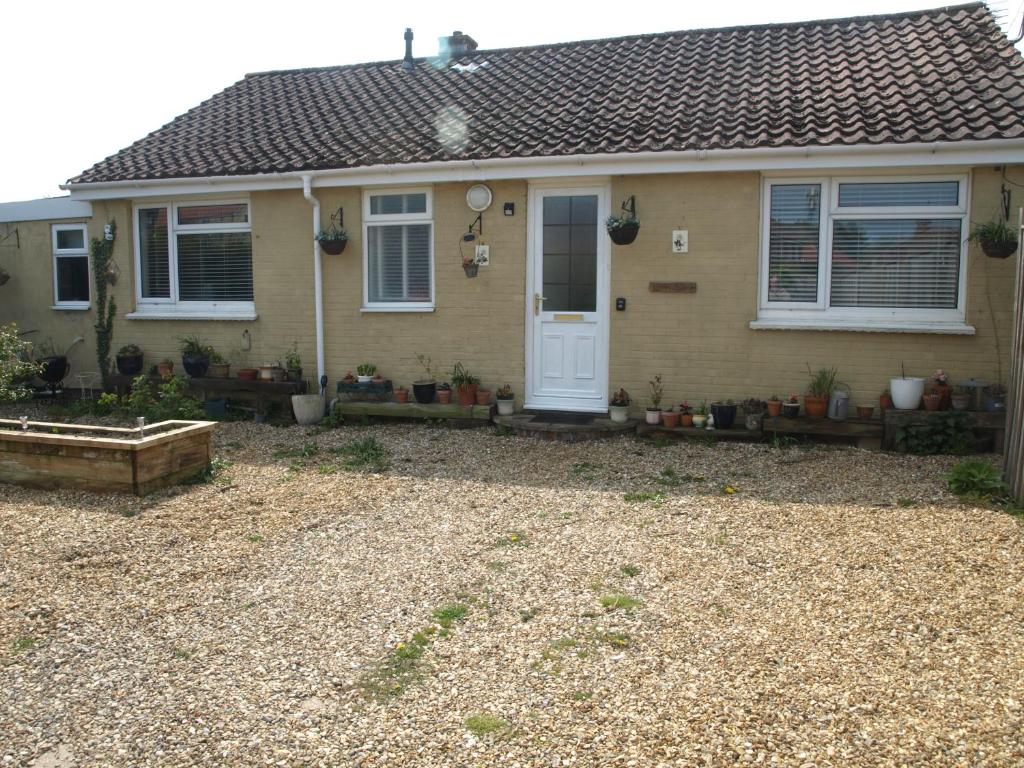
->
<box><xmin>357</xmin><ymin>375</ymin><xmax>373</xmax><ymax>383</ymax></box>
<box><xmin>609</xmin><ymin>405</ymin><xmax>629</xmax><ymax>423</ymax></box>
<box><xmin>890</xmin><ymin>377</ymin><xmax>925</xmax><ymax>410</ymax></box>
<box><xmin>497</xmin><ymin>398</ymin><xmax>515</xmax><ymax>416</ymax></box>
<box><xmin>291</xmin><ymin>394</ymin><xmax>326</xmax><ymax>425</ymax></box>
<box><xmin>645</xmin><ymin>409</ymin><xmax>661</xmax><ymax>425</ymax></box>
<box><xmin>692</xmin><ymin>415</ymin><xmax>707</xmax><ymax>428</ymax></box>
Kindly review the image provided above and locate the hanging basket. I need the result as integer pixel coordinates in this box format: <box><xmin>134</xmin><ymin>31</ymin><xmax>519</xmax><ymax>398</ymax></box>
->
<box><xmin>319</xmin><ymin>239</ymin><xmax>347</xmax><ymax>255</ymax></box>
<box><xmin>980</xmin><ymin>237</ymin><xmax>1018</xmax><ymax>259</ymax></box>
<box><xmin>463</xmin><ymin>262</ymin><xmax>479</xmax><ymax>278</ymax></box>
<box><xmin>608</xmin><ymin>222</ymin><xmax>640</xmax><ymax>246</ymax></box>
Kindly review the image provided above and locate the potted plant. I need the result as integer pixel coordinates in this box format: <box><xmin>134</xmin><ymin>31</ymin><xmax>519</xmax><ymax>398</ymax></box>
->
<box><xmin>782</xmin><ymin>393</ymin><xmax>800</xmax><ymax>418</ymax></box>
<box><xmin>923</xmin><ymin>390</ymin><xmax>941</xmax><ymax>411</ymax></box>
<box><xmin>606</xmin><ymin>197</ymin><xmax>640</xmax><ymax>245</ymax></box>
<box><xmin>646</xmin><ymin>374</ymin><xmax>663</xmax><ymax>425</ymax></box>
<box><xmin>711</xmin><ymin>399</ymin><xmax>738</xmax><ymax>429</ymax></box>
<box><xmin>951</xmin><ymin>385</ymin><xmax>971</xmax><ymax>411</ymax></box>
<box><xmin>451</xmin><ymin>362</ymin><xmax>480</xmax><ymax>406</ymax></box>
<box><xmin>932</xmin><ymin>369</ymin><xmax>950</xmax><ymax>410</ymax></box>
<box><xmin>315</xmin><ymin>224</ymin><xmax>348</xmax><ymax>255</ymax></box>
<box><xmin>678</xmin><ymin>401</ymin><xmax>693</xmax><ymax>427</ymax></box>
<box><xmin>766</xmin><ymin>395</ymin><xmax>782</xmax><ymax>418</ymax></box>
<box><xmin>880</xmin><ymin>389</ymin><xmax>893</xmax><ymax>411</ymax></box>
<box><xmin>437</xmin><ymin>382</ymin><xmax>452</xmax><ymax>404</ymax></box>
<box><xmin>413</xmin><ymin>353</ymin><xmax>438</xmax><ymax>404</ymax></box>
<box><xmin>609</xmin><ymin>388</ymin><xmax>630</xmax><ymax>423</ymax></box>
<box><xmin>968</xmin><ymin>219</ymin><xmax>1018</xmax><ymax>259</ymax></box>
<box><xmin>462</xmin><ymin>252</ymin><xmax>479</xmax><ymax>278</ymax></box>
<box><xmin>116</xmin><ymin>344</ymin><xmax>144</xmax><ymax>376</ymax></box>
<box><xmin>741</xmin><ymin>398</ymin><xmax>766</xmax><ymax>431</ymax></box>
<box><xmin>805</xmin><ymin>365</ymin><xmax>837</xmax><ymax>419</ymax></box>
<box><xmin>179</xmin><ymin>336</ymin><xmax>212</xmax><ymax>378</ymax></box>
<box><xmin>476</xmin><ymin>386</ymin><xmax>492</xmax><ymax>405</ymax></box>
<box><xmin>35</xmin><ymin>340</ymin><xmax>69</xmax><ymax>389</ymax></box>
<box><xmin>258</xmin><ymin>363</ymin><xmax>286</xmax><ymax>382</ymax></box>
<box><xmin>661</xmin><ymin>404</ymin><xmax>680</xmax><ymax>428</ymax></box>
<box><xmin>692</xmin><ymin>401</ymin><xmax>708</xmax><ymax>429</ymax></box>
<box><xmin>237</xmin><ymin>367</ymin><xmax>258</xmax><ymax>381</ymax></box>
<box><xmin>342</xmin><ymin>371</ymin><xmax>356</xmax><ymax>384</ymax></box>
<box><xmin>356</xmin><ymin>362</ymin><xmax>376</xmax><ymax>385</ymax></box>
<box><xmin>394</xmin><ymin>385</ymin><xmax>410</xmax><ymax>403</ymax></box>
<box><xmin>856</xmin><ymin>404</ymin><xmax>874</xmax><ymax>419</ymax></box>
<box><xmin>207</xmin><ymin>351</ymin><xmax>231</xmax><ymax>379</ymax></box>
<box><xmin>158</xmin><ymin>359</ymin><xmax>175</xmax><ymax>379</ymax></box>
<box><xmin>496</xmin><ymin>384</ymin><xmax>515</xmax><ymax>416</ymax></box>
<box><xmin>890</xmin><ymin>364</ymin><xmax>924</xmax><ymax>410</ymax></box>
<box><xmin>284</xmin><ymin>343</ymin><xmax>302</xmax><ymax>383</ymax></box>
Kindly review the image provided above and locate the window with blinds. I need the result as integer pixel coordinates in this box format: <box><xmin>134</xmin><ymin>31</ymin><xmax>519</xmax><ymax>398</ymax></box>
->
<box><xmin>364</xmin><ymin>189</ymin><xmax>433</xmax><ymax>308</ymax></box>
<box><xmin>134</xmin><ymin>201</ymin><xmax>253</xmax><ymax>309</ymax></box>
<box><xmin>760</xmin><ymin>176</ymin><xmax>967</xmax><ymax>325</ymax></box>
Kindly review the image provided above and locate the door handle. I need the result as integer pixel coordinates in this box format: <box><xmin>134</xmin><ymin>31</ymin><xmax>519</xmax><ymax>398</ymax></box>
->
<box><xmin>534</xmin><ymin>293</ymin><xmax>547</xmax><ymax>315</ymax></box>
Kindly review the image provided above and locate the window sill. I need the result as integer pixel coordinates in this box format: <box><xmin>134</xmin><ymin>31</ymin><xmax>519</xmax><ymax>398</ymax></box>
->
<box><xmin>749</xmin><ymin>317</ymin><xmax>975</xmax><ymax>335</ymax></box>
<box><xmin>50</xmin><ymin>304</ymin><xmax>91</xmax><ymax>311</ymax></box>
<box><xmin>127</xmin><ymin>307</ymin><xmax>258</xmax><ymax>321</ymax></box>
<box><xmin>360</xmin><ymin>305</ymin><xmax>435</xmax><ymax>313</ymax></box>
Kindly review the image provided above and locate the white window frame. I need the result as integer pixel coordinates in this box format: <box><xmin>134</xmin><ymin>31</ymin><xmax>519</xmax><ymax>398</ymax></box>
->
<box><xmin>51</xmin><ymin>223</ymin><xmax>90</xmax><ymax>310</ymax></box>
<box><xmin>754</xmin><ymin>174</ymin><xmax>972</xmax><ymax>334</ymax></box>
<box><xmin>129</xmin><ymin>199</ymin><xmax>256</xmax><ymax>320</ymax></box>
<box><xmin>361</xmin><ymin>187</ymin><xmax>435</xmax><ymax>312</ymax></box>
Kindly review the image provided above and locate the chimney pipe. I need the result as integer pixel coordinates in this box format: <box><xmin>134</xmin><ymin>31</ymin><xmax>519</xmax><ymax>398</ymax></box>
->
<box><xmin>439</xmin><ymin>30</ymin><xmax>478</xmax><ymax>60</ymax></box>
<box><xmin>403</xmin><ymin>28</ymin><xmax>414</xmax><ymax>70</ymax></box>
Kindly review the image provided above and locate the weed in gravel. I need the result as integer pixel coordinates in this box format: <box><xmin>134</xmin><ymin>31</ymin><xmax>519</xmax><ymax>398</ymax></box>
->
<box><xmin>246</xmin><ymin>534</ymin><xmax>263</xmax><ymax>543</ymax></box>
<box><xmin>361</xmin><ymin>634</ymin><xmax>430</xmax><ymax>700</ymax></box>
<box><xmin>600</xmin><ymin>594</ymin><xmax>642</xmax><ymax>612</ymax></box>
<box><xmin>624</xmin><ymin>491</ymin><xmax>665</xmax><ymax>503</ymax></box>
<box><xmin>188</xmin><ymin>456</ymin><xmax>232</xmax><ymax>485</ymax></box>
<box><xmin>329</xmin><ymin>437</ymin><xmax>389</xmax><ymax>471</ymax></box>
<box><xmin>595</xmin><ymin>630</ymin><xmax>631</xmax><ymax>648</ymax></box>
<box><xmin>431</xmin><ymin>603</ymin><xmax>469</xmax><ymax>627</ymax></box>
<box><xmin>572</xmin><ymin>462</ymin><xmax>602</xmax><ymax>479</ymax></box>
<box><xmin>12</xmin><ymin>636</ymin><xmax>36</xmax><ymax>653</ymax></box>
<box><xmin>274</xmin><ymin>442</ymin><xmax>320</xmax><ymax>460</ymax></box>
<box><xmin>485</xmin><ymin>560</ymin><xmax>508</xmax><ymax>572</ymax></box>
<box><xmin>710</xmin><ymin>527</ymin><xmax>730</xmax><ymax>546</ymax></box>
<box><xmin>654</xmin><ymin>467</ymin><xmax>679</xmax><ymax>486</ymax></box>
<box><xmin>172</xmin><ymin>648</ymin><xmax>192</xmax><ymax>660</ymax></box>
<box><xmin>620</xmin><ymin>564</ymin><xmax>641</xmax><ymax>577</ymax></box>
<box><xmin>898</xmin><ymin>497</ymin><xmax>916</xmax><ymax>508</ymax></box>
<box><xmin>572</xmin><ymin>690</ymin><xmax>593</xmax><ymax>701</ymax></box>
<box><xmin>494</xmin><ymin>531</ymin><xmax>528</xmax><ymax>547</ymax></box>
<box><xmin>465</xmin><ymin>714</ymin><xmax>509</xmax><ymax>736</ymax></box>
<box><xmin>519</xmin><ymin>607</ymin><xmax>539</xmax><ymax>622</ymax></box>
<box><xmin>494</xmin><ymin>425</ymin><xmax>515</xmax><ymax>437</ymax></box>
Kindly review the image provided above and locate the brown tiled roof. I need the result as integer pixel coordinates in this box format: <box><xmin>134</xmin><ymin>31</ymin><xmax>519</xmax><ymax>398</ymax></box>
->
<box><xmin>70</xmin><ymin>3</ymin><xmax>1024</xmax><ymax>184</ymax></box>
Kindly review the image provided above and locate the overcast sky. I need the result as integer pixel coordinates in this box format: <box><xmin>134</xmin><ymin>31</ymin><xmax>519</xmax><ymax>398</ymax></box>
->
<box><xmin>1</xmin><ymin>0</ymin><xmax>1020</xmax><ymax>202</ymax></box>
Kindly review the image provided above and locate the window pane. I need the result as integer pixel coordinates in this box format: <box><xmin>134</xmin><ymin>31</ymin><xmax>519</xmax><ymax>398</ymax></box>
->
<box><xmin>830</xmin><ymin>219</ymin><xmax>961</xmax><ymax>309</ymax></box>
<box><xmin>56</xmin><ymin>228</ymin><xmax>85</xmax><ymax>251</ymax></box>
<box><xmin>177</xmin><ymin>232</ymin><xmax>253</xmax><ymax>301</ymax></box>
<box><xmin>177</xmin><ymin>203</ymin><xmax>248</xmax><ymax>225</ymax></box>
<box><xmin>543</xmin><ymin>195</ymin><xmax>597</xmax><ymax>312</ymax></box>
<box><xmin>138</xmin><ymin>208</ymin><xmax>171</xmax><ymax>299</ymax></box>
<box><xmin>767</xmin><ymin>184</ymin><xmax>820</xmax><ymax>303</ymax></box>
<box><xmin>838</xmin><ymin>181</ymin><xmax>959</xmax><ymax>208</ymax></box>
<box><xmin>56</xmin><ymin>256</ymin><xmax>89</xmax><ymax>303</ymax></box>
<box><xmin>367</xmin><ymin>223</ymin><xmax>431</xmax><ymax>303</ymax></box>
<box><xmin>370</xmin><ymin>193</ymin><xmax>427</xmax><ymax>215</ymax></box>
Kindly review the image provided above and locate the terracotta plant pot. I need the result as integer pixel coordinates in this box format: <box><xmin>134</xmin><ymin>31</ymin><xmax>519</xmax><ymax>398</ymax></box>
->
<box><xmin>476</xmin><ymin>389</ymin><xmax>492</xmax><ymax>406</ymax></box>
<box><xmin>394</xmin><ymin>388</ymin><xmax>409</xmax><ymax>403</ymax></box>
<box><xmin>803</xmin><ymin>395</ymin><xmax>829</xmax><ymax>419</ymax></box>
<box><xmin>766</xmin><ymin>399</ymin><xmax>782</xmax><ymax>417</ymax></box>
<box><xmin>207</xmin><ymin>362</ymin><xmax>231</xmax><ymax>378</ymax></box>
<box><xmin>661</xmin><ymin>411</ymin><xmax>680</xmax><ymax>428</ymax></box>
<box><xmin>856</xmin><ymin>405</ymin><xmax>874</xmax><ymax>419</ymax></box>
<box><xmin>237</xmin><ymin>368</ymin><xmax>258</xmax><ymax>381</ymax></box>
<box><xmin>933</xmin><ymin>382</ymin><xmax>951</xmax><ymax>410</ymax></box>
<box><xmin>437</xmin><ymin>389</ymin><xmax>452</xmax><ymax>404</ymax></box>
<box><xmin>680</xmin><ymin>413</ymin><xmax>694</xmax><ymax>427</ymax></box>
<box><xmin>456</xmin><ymin>384</ymin><xmax>478</xmax><ymax>406</ymax></box>
<box><xmin>880</xmin><ymin>393</ymin><xmax>893</xmax><ymax>411</ymax></box>
<box><xmin>157</xmin><ymin>362</ymin><xmax>174</xmax><ymax>379</ymax></box>
<box><xmin>923</xmin><ymin>393</ymin><xmax>941</xmax><ymax>411</ymax></box>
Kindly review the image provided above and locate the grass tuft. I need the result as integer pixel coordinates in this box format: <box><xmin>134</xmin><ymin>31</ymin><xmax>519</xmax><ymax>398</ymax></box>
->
<box><xmin>600</xmin><ymin>594</ymin><xmax>642</xmax><ymax>612</ymax></box>
<box><xmin>465</xmin><ymin>713</ymin><xmax>509</xmax><ymax>736</ymax></box>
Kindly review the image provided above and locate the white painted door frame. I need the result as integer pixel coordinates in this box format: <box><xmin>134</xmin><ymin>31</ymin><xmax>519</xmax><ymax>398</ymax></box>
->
<box><xmin>524</xmin><ymin>180</ymin><xmax>611</xmax><ymax>412</ymax></box>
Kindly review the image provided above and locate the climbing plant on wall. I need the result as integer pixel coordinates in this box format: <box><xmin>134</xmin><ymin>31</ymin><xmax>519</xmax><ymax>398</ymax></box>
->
<box><xmin>91</xmin><ymin>221</ymin><xmax>117</xmax><ymax>389</ymax></box>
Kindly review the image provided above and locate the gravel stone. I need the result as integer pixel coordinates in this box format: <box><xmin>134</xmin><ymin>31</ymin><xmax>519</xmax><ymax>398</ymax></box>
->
<box><xmin>1</xmin><ymin>418</ymin><xmax>1022</xmax><ymax>766</ymax></box>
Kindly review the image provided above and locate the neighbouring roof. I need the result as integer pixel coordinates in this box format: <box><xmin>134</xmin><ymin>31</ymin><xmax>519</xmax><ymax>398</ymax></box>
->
<box><xmin>0</xmin><ymin>196</ymin><xmax>92</xmax><ymax>223</ymax></box>
<box><xmin>69</xmin><ymin>3</ymin><xmax>1024</xmax><ymax>185</ymax></box>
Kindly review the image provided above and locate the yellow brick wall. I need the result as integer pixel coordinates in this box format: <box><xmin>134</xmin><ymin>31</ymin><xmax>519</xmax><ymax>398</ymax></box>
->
<box><xmin>0</xmin><ymin>167</ymin><xmax>1017</xmax><ymax>412</ymax></box>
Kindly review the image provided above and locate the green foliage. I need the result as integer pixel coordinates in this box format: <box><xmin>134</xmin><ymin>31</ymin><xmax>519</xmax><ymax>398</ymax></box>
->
<box><xmin>0</xmin><ymin>322</ymin><xmax>41</xmax><ymax>403</ymax></box>
<box><xmin>947</xmin><ymin>459</ymin><xmax>1007</xmax><ymax>498</ymax></box>
<box><xmin>356</xmin><ymin>362</ymin><xmax>377</xmax><ymax>376</ymax></box>
<box><xmin>465</xmin><ymin>714</ymin><xmax>509</xmax><ymax>736</ymax></box>
<box><xmin>599</xmin><ymin>594</ymin><xmax>642</xmax><ymax>611</ymax></box>
<box><xmin>91</xmin><ymin>221</ymin><xmax>117</xmax><ymax>389</ymax></box>
<box><xmin>117</xmin><ymin>344</ymin><xmax>141</xmax><ymax>356</ymax></box>
<box><xmin>114</xmin><ymin>375</ymin><xmax>204</xmax><ymax>422</ymax></box>
<box><xmin>806</xmin><ymin>365</ymin><xmax>838</xmax><ymax>397</ymax></box>
<box><xmin>284</xmin><ymin>342</ymin><xmax>301</xmax><ymax>370</ymax></box>
<box><xmin>431</xmin><ymin>603</ymin><xmax>469</xmax><ymax>626</ymax></box>
<box><xmin>331</xmin><ymin>436</ymin><xmax>389</xmax><ymax>470</ymax></box>
<box><xmin>450</xmin><ymin>361</ymin><xmax>479</xmax><ymax>387</ymax></box>
<box><xmin>894</xmin><ymin>411</ymin><xmax>970</xmax><ymax>455</ymax></box>
<box><xmin>179</xmin><ymin>336</ymin><xmax>213</xmax><ymax>358</ymax></box>
<box><xmin>968</xmin><ymin>219</ymin><xmax>1017</xmax><ymax>246</ymax></box>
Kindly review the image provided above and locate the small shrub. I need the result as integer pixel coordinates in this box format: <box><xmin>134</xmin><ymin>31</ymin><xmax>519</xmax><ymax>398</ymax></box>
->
<box><xmin>0</xmin><ymin>322</ymin><xmax>41</xmax><ymax>404</ymax></box>
<box><xmin>895</xmin><ymin>411</ymin><xmax>970</xmax><ymax>455</ymax></box>
<box><xmin>947</xmin><ymin>459</ymin><xmax>1006</xmax><ymax>498</ymax></box>
<box><xmin>330</xmin><ymin>437</ymin><xmax>389</xmax><ymax>470</ymax></box>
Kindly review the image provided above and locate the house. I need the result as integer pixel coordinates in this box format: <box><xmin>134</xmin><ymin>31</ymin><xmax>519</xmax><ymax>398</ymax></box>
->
<box><xmin>2</xmin><ymin>3</ymin><xmax>1024</xmax><ymax>414</ymax></box>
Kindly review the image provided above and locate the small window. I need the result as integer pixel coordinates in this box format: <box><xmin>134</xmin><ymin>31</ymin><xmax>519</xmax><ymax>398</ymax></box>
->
<box><xmin>51</xmin><ymin>224</ymin><xmax>90</xmax><ymax>308</ymax></box>
<box><xmin>363</xmin><ymin>189</ymin><xmax>433</xmax><ymax>310</ymax></box>
<box><xmin>837</xmin><ymin>181</ymin><xmax>959</xmax><ymax>208</ymax></box>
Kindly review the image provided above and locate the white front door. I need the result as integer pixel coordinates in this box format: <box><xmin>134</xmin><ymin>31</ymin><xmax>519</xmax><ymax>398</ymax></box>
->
<box><xmin>525</xmin><ymin>184</ymin><xmax>610</xmax><ymax>412</ymax></box>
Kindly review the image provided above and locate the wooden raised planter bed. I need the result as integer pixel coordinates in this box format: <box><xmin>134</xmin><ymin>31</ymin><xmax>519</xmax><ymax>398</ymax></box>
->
<box><xmin>0</xmin><ymin>419</ymin><xmax>215</xmax><ymax>496</ymax></box>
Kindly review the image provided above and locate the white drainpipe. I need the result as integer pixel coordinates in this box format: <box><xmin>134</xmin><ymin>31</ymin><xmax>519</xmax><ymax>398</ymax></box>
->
<box><xmin>301</xmin><ymin>175</ymin><xmax>325</xmax><ymax>387</ymax></box>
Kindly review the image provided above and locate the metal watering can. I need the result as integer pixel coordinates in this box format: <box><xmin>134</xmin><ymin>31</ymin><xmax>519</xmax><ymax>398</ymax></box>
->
<box><xmin>828</xmin><ymin>382</ymin><xmax>851</xmax><ymax>421</ymax></box>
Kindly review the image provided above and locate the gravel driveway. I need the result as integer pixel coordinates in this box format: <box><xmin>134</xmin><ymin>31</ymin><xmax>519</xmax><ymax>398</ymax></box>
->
<box><xmin>2</xmin><ymin>422</ymin><xmax>1022</xmax><ymax>767</ymax></box>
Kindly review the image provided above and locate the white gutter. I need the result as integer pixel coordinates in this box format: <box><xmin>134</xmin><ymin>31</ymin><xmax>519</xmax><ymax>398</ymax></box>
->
<box><xmin>63</xmin><ymin>138</ymin><xmax>1024</xmax><ymax>200</ymax></box>
<box><xmin>301</xmin><ymin>175</ymin><xmax>325</xmax><ymax>389</ymax></box>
